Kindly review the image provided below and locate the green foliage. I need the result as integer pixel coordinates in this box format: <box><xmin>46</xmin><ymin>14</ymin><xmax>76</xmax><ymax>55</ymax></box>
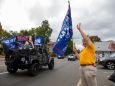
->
<box><xmin>65</xmin><ymin>39</ymin><xmax>73</xmax><ymax>55</ymax></box>
<box><xmin>19</xmin><ymin>30</ymin><xmax>29</xmax><ymax>36</ymax></box>
<box><xmin>35</xmin><ymin>20</ymin><xmax>52</xmax><ymax>44</ymax></box>
<box><xmin>19</xmin><ymin>20</ymin><xmax>52</xmax><ymax>45</ymax></box>
<box><xmin>0</xmin><ymin>22</ymin><xmax>4</xmax><ymax>40</ymax></box>
<box><xmin>0</xmin><ymin>20</ymin><xmax>52</xmax><ymax>55</ymax></box>
<box><xmin>0</xmin><ymin>44</ymin><xmax>3</xmax><ymax>55</ymax></box>
<box><xmin>28</xmin><ymin>28</ymin><xmax>36</xmax><ymax>35</ymax></box>
<box><xmin>0</xmin><ymin>22</ymin><xmax>12</xmax><ymax>40</ymax></box>
<box><xmin>51</xmin><ymin>52</ymin><xmax>57</xmax><ymax>57</ymax></box>
<box><xmin>0</xmin><ymin>20</ymin><xmax>52</xmax><ymax>43</ymax></box>
<box><xmin>89</xmin><ymin>35</ymin><xmax>101</xmax><ymax>42</ymax></box>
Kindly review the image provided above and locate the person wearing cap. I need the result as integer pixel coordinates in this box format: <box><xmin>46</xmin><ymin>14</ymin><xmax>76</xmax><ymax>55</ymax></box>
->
<box><xmin>73</xmin><ymin>23</ymin><xmax>97</xmax><ymax>86</ymax></box>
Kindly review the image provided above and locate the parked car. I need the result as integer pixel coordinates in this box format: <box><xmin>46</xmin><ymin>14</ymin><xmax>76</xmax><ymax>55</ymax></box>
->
<box><xmin>108</xmin><ymin>70</ymin><xmax>115</xmax><ymax>83</ymax></box>
<box><xmin>68</xmin><ymin>54</ymin><xmax>76</xmax><ymax>61</ymax></box>
<box><xmin>57</xmin><ymin>56</ymin><xmax>64</xmax><ymax>59</ymax></box>
<box><xmin>98</xmin><ymin>53</ymin><xmax>115</xmax><ymax>70</ymax></box>
<box><xmin>95</xmin><ymin>54</ymin><xmax>101</xmax><ymax>63</ymax></box>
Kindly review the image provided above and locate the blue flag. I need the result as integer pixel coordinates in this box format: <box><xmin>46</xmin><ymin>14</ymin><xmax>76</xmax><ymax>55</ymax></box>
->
<box><xmin>1</xmin><ymin>36</ymin><xmax>16</xmax><ymax>52</ymax></box>
<box><xmin>35</xmin><ymin>36</ymin><xmax>44</xmax><ymax>46</ymax></box>
<box><xmin>53</xmin><ymin>2</ymin><xmax>73</xmax><ymax>57</ymax></box>
<box><xmin>1</xmin><ymin>36</ymin><xmax>16</xmax><ymax>48</ymax></box>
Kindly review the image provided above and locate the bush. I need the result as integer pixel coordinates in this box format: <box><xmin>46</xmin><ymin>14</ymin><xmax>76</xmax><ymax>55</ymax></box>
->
<box><xmin>50</xmin><ymin>52</ymin><xmax>57</xmax><ymax>57</ymax></box>
<box><xmin>0</xmin><ymin>48</ymin><xmax>4</xmax><ymax>55</ymax></box>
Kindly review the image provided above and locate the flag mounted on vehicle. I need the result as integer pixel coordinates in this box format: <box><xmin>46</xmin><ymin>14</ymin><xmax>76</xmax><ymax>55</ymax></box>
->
<box><xmin>53</xmin><ymin>1</ymin><xmax>73</xmax><ymax>57</ymax></box>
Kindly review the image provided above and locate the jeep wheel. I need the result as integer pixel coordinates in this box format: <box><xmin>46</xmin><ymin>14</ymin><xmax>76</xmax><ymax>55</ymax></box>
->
<box><xmin>7</xmin><ymin>66</ymin><xmax>18</xmax><ymax>74</ymax></box>
<box><xmin>106</xmin><ymin>62</ymin><xmax>115</xmax><ymax>70</ymax></box>
<box><xmin>29</xmin><ymin>63</ymin><xmax>39</xmax><ymax>76</ymax></box>
<box><xmin>48</xmin><ymin>60</ymin><xmax>54</xmax><ymax>70</ymax></box>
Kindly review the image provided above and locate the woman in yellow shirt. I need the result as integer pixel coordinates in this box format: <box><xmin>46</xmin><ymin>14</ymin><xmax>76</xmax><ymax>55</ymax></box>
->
<box><xmin>73</xmin><ymin>23</ymin><xmax>97</xmax><ymax>86</ymax></box>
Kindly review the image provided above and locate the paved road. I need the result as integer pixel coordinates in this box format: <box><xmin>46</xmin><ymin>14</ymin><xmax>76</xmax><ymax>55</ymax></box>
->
<box><xmin>0</xmin><ymin>58</ymin><xmax>114</xmax><ymax>86</ymax></box>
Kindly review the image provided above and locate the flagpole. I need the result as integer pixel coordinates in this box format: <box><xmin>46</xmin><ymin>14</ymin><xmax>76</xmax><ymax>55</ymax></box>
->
<box><xmin>68</xmin><ymin>0</ymin><xmax>70</xmax><ymax>6</ymax></box>
<box><xmin>72</xmin><ymin>37</ymin><xmax>74</xmax><ymax>52</ymax></box>
<box><xmin>68</xmin><ymin>0</ymin><xmax>74</xmax><ymax>52</ymax></box>
<box><xmin>68</xmin><ymin>0</ymin><xmax>70</xmax><ymax>4</ymax></box>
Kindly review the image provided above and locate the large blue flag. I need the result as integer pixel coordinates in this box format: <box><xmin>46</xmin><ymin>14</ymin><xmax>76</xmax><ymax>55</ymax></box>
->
<box><xmin>53</xmin><ymin>2</ymin><xmax>73</xmax><ymax>57</ymax></box>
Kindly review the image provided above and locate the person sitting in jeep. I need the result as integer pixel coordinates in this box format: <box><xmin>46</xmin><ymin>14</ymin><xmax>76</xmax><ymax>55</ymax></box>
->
<box><xmin>24</xmin><ymin>41</ymin><xmax>33</xmax><ymax>49</ymax></box>
<box><xmin>24</xmin><ymin>36</ymin><xmax>34</xmax><ymax>49</ymax></box>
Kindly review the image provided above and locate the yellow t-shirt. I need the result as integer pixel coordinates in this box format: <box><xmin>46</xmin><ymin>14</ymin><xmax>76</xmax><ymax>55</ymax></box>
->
<box><xmin>80</xmin><ymin>42</ymin><xmax>96</xmax><ymax>65</ymax></box>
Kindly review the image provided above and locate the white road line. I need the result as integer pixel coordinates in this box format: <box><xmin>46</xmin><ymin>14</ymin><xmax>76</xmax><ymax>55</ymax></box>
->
<box><xmin>104</xmin><ymin>71</ymin><xmax>113</xmax><ymax>74</ymax></box>
<box><xmin>0</xmin><ymin>72</ymin><xmax>8</xmax><ymax>75</ymax></box>
<box><xmin>0</xmin><ymin>65</ymin><xmax>5</xmax><ymax>67</ymax></box>
<box><xmin>107</xmin><ymin>75</ymin><xmax>110</xmax><ymax>78</ymax></box>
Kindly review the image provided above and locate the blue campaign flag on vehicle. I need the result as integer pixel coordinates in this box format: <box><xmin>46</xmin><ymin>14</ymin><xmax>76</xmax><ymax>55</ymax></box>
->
<box><xmin>1</xmin><ymin>36</ymin><xmax>16</xmax><ymax>48</ymax></box>
<box><xmin>35</xmin><ymin>36</ymin><xmax>44</xmax><ymax>46</ymax></box>
<box><xmin>53</xmin><ymin>2</ymin><xmax>73</xmax><ymax>57</ymax></box>
<box><xmin>1</xmin><ymin>36</ymin><xmax>17</xmax><ymax>52</ymax></box>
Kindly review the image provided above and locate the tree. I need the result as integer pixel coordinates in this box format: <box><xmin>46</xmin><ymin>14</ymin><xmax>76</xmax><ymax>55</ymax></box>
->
<box><xmin>0</xmin><ymin>22</ymin><xmax>4</xmax><ymax>40</ymax></box>
<box><xmin>0</xmin><ymin>22</ymin><xmax>5</xmax><ymax>54</ymax></box>
<box><xmin>9</xmin><ymin>31</ymin><xmax>19</xmax><ymax>36</ymax></box>
<box><xmin>28</xmin><ymin>28</ymin><xmax>36</xmax><ymax>35</ymax></box>
<box><xmin>41</xmin><ymin>20</ymin><xmax>52</xmax><ymax>44</ymax></box>
<box><xmin>35</xmin><ymin>20</ymin><xmax>52</xmax><ymax>45</ymax></box>
<box><xmin>2</xmin><ymin>30</ymin><xmax>11</xmax><ymax>38</ymax></box>
<box><xmin>65</xmin><ymin>39</ymin><xmax>73</xmax><ymax>55</ymax></box>
<box><xmin>19</xmin><ymin>30</ymin><xmax>29</xmax><ymax>36</ymax></box>
<box><xmin>0</xmin><ymin>20</ymin><xmax>53</xmax><ymax>55</ymax></box>
<box><xmin>0</xmin><ymin>22</ymin><xmax>11</xmax><ymax>39</ymax></box>
<box><xmin>89</xmin><ymin>35</ymin><xmax>101</xmax><ymax>42</ymax></box>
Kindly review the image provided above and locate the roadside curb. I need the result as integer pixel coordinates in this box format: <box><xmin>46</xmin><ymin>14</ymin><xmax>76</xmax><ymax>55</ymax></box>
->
<box><xmin>0</xmin><ymin>56</ymin><xmax>5</xmax><ymax>61</ymax></box>
<box><xmin>0</xmin><ymin>58</ymin><xmax>5</xmax><ymax>61</ymax></box>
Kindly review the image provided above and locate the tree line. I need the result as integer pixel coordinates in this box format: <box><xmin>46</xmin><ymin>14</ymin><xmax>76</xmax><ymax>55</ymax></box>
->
<box><xmin>0</xmin><ymin>20</ymin><xmax>101</xmax><ymax>56</ymax></box>
<box><xmin>0</xmin><ymin>20</ymin><xmax>52</xmax><ymax>44</ymax></box>
<box><xmin>0</xmin><ymin>20</ymin><xmax>52</xmax><ymax>55</ymax></box>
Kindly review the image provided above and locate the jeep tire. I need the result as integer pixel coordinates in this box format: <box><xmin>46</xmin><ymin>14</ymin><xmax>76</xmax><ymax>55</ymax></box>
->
<box><xmin>48</xmin><ymin>60</ymin><xmax>54</xmax><ymax>70</ymax></box>
<box><xmin>7</xmin><ymin>66</ymin><xmax>18</xmax><ymax>74</ymax></box>
<box><xmin>29</xmin><ymin>63</ymin><xmax>39</xmax><ymax>76</ymax></box>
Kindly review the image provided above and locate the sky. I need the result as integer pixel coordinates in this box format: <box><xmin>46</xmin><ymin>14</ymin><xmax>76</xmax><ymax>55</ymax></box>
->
<box><xmin>0</xmin><ymin>0</ymin><xmax>115</xmax><ymax>49</ymax></box>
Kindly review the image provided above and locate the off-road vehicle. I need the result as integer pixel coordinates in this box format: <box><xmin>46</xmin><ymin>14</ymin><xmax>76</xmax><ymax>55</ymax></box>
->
<box><xmin>1</xmin><ymin>36</ymin><xmax>54</xmax><ymax>76</ymax></box>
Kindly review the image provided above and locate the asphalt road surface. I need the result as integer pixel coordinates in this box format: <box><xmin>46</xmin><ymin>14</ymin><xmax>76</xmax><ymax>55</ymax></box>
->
<box><xmin>0</xmin><ymin>58</ymin><xmax>115</xmax><ymax>86</ymax></box>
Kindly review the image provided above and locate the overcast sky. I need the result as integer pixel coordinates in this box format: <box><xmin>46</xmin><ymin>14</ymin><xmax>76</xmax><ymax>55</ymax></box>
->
<box><xmin>0</xmin><ymin>0</ymin><xmax>115</xmax><ymax>49</ymax></box>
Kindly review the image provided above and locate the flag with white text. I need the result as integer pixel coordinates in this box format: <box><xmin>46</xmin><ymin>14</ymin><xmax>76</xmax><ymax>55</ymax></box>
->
<box><xmin>53</xmin><ymin>2</ymin><xmax>73</xmax><ymax>57</ymax></box>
